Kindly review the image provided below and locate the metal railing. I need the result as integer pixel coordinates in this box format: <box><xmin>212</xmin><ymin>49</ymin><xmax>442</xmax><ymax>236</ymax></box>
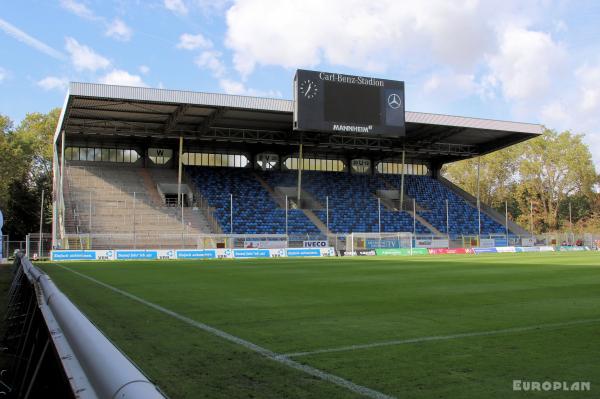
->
<box><xmin>51</xmin><ymin>231</ymin><xmax>600</xmax><ymax>252</ymax></box>
<box><xmin>183</xmin><ymin>168</ymin><xmax>222</xmax><ymax>234</ymax></box>
<box><xmin>1</xmin><ymin>254</ymin><xmax>166</xmax><ymax>398</ymax></box>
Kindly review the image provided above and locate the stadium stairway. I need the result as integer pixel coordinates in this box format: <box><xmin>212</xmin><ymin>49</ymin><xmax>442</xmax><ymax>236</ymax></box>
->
<box><xmin>147</xmin><ymin>168</ymin><xmax>214</xmax><ymax>234</ymax></box>
<box><xmin>138</xmin><ymin>168</ymin><xmax>164</xmax><ymax>205</ymax></box>
<box><xmin>253</xmin><ymin>172</ymin><xmax>332</xmax><ymax>235</ymax></box>
<box><xmin>377</xmin><ymin>177</ymin><xmax>442</xmax><ymax>235</ymax></box>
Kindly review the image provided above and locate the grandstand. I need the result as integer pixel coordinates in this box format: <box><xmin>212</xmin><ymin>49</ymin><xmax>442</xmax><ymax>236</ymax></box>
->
<box><xmin>51</xmin><ymin>81</ymin><xmax>541</xmax><ymax>250</ymax></box>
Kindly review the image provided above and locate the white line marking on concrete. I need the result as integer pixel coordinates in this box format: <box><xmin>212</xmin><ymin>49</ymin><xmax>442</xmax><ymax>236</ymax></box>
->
<box><xmin>283</xmin><ymin>318</ymin><xmax>600</xmax><ymax>358</ymax></box>
<box><xmin>55</xmin><ymin>264</ymin><xmax>395</xmax><ymax>399</ymax></box>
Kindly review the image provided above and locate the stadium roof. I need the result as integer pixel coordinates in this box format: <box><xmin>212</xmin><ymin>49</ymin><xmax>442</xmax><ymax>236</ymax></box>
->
<box><xmin>55</xmin><ymin>82</ymin><xmax>543</xmax><ymax>165</ymax></box>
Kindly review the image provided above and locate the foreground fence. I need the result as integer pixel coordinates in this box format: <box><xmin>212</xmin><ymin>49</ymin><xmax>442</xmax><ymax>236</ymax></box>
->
<box><xmin>0</xmin><ymin>253</ymin><xmax>166</xmax><ymax>398</ymax></box>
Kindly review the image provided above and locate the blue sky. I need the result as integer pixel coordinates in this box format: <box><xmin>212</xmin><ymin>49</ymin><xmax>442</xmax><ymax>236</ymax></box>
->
<box><xmin>1</xmin><ymin>0</ymin><xmax>600</xmax><ymax>167</ymax></box>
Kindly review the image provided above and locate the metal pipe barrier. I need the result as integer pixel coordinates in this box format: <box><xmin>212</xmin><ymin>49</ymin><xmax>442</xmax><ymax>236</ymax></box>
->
<box><xmin>1</xmin><ymin>253</ymin><xmax>166</xmax><ymax>399</ymax></box>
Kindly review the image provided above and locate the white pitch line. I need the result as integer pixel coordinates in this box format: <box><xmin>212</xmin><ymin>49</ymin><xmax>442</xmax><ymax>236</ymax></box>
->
<box><xmin>283</xmin><ymin>317</ymin><xmax>600</xmax><ymax>358</ymax></box>
<box><xmin>54</xmin><ymin>264</ymin><xmax>395</xmax><ymax>399</ymax></box>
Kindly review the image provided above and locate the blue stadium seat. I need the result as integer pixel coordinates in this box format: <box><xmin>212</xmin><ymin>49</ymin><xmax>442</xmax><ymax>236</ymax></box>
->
<box><xmin>385</xmin><ymin>175</ymin><xmax>505</xmax><ymax>235</ymax></box>
<box><xmin>186</xmin><ymin>167</ymin><xmax>320</xmax><ymax>235</ymax></box>
<box><xmin>260</xmin><ymin>170</ymin><xmax>430</xmax><ymax>234</ymax></box>
<box><xmin>188</xmin><ymin>167</ymin><xmax>504</xmax><ymax>236</ymax></box>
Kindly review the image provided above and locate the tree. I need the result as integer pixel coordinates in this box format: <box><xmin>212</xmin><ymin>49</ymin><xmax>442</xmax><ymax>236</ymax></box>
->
<box><xmin>443</xmin><ymin>128</ymin><xmax>598</xmax><ymax>233</ymax></box>
<box><xmin>518</xmin><ymin>129</ymin><xmax>597</xmax><ymax>231</ymax></box>
<box><xmin>0</xmin><ymin>110</ymin><xmax>59</xmax><ymax>239</ymax></box>
<box><xmin>442</xmin><ymin>144</ymin><xmax>521</xmax><ymax>211</ymax></box>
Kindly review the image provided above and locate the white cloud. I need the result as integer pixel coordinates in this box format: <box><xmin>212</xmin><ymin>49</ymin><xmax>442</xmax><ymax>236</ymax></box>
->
<box><xmin>65</xmin><ymin>37</ymin><xmax>111</xmax><ymax>72</ymax></box>
<box><xmin>0</xmin><ymin>67</ymin><xmax>7</xmax><ymax>83</ymax></box>
<box><xmin>177</xmin><ymin>33</ymin><xmax>212</xmax><ymax>50</ymax></box>
<box><xmin>540</xmin><ymin>101</ymin><xmax>569</xmax><ymax>127</ymax></box>
<box><xmin>487</xmin><ymin>27</ymin><xmax>566</xmax><ymax>101</ymax></box>
<box><xmin>554</xmin><ymin>19</ymin><xmax>568</xmax><ymax>33</ymax></box>
<box><xmin>224</xmin><ymin>0</ymin><xmax>496</xmax><ymax>77</ymax></box>
<box><xmin>195</xmin><ymin>51</ymin><xmax>226</xmax><ymax>77</ymax></box>
<box><xmin>37</xmin><ymin>76</ymin><xmax>69</xmax><ymax>91</ymax></box>
<box><xmin>536</xmin><ymin>61</ymin><xmax>600</xmax><ymax>168</ymax></box>
<box><xmin>219</xmin><ymin>78</ymin><xmax>281</xmax><ymax>97</ymax></box>
<box><xmin>0</xmin><ymin>17</ymin><xmax>65</xmax><ymax>60</ymax></box>
<box><xmin>576</xmin><ymin>64</ymin><xmax>600</xmax><ymax>112</ymax></box>
<box><xmin>61</xmin><ymin>1</ymin><xmax>133</xmax><ymax>42</ymax></box>
<box><xmin>164</xmin><ymin>0</ymin><xmax>188</xmax><ymax>15</ymax></box>
<box><xmin>99</xmin><ymin>69</ymin><xmax>146</xmax><ymax>87</ymax></box>
<box><xmin>59</xmin><ymin>0</ymin><xmax>98</xmax><ymax>20</ymax></box>
<box><xmin>423</xmin><ymin>71</ymin><xmax>480</xmax><ymax>99</ymax></box>
<box><xmin>105</xmin><ymin>18</ymin><xmax>132</xmax><ymax>42</ymax></box>
<box><xmin>192</xmin><ymin>0</ymin><xmax>231</xmax><ymax>15</ymax></box>
<box><xmin>139</xmin><ymin>65</ymin><xmax>150</xmax><ymax>75</ymax></box>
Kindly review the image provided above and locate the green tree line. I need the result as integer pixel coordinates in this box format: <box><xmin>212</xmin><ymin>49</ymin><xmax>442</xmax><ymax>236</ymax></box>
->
<box><xmin>442</xmin><ymin>129</ymin><xmax>600</xmax><ymax>233</ymax></box>
<box><xmin>1</xmin><ymin>109</ymin><xmax>59</xmax><ymax>240</ymax></box>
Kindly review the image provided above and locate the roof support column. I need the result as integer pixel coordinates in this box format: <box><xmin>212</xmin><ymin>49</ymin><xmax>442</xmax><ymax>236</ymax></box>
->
<box><xmin>296</xmin><ymin>136</ymin><xmax>303</xmax><ymax>208</ymax></box>
<box><xmin>400</xmin><ymin>149</ymin><xmax>405</xmax><ymax>211</ymax></box>
<box><xmin>59</xmin><ymin>130</ymin><xmax>65</xmax><ymax>246</ymax></box>
<box><xmin>177</xmin><ymin>136</ymin><xmax>183</xmax><ymax>207</ymax></box>
<box><xmin>477</xmin><ymin>156</ymin><xmax>481</xmax><ymax>236</ymax></box>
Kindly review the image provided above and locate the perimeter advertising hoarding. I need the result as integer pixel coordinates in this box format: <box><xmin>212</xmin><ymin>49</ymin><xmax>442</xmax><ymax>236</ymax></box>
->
<box><xmin>294</xmin><ymin>70</ymin><xmax>405</xmax><ymax>137</ymax></box>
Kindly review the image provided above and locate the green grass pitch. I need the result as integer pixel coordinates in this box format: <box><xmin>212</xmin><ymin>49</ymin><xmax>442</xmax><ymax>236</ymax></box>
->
<box><xmin>39</xmin><ymin>252</ymin><xmax>600</xmax><ymax>398</ymax></box>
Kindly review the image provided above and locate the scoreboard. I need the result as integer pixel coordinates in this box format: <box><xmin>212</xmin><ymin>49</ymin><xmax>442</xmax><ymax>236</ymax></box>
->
<box><xmin>293</xmin><ymin>70</ymin><xmax>405</xmax><ymax>137</ymax></box>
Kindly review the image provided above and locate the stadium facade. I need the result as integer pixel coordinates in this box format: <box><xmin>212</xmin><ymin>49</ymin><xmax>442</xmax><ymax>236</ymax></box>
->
<box><xmin>51</xmin><ymin>81</ymin><xmax>542</xmax><ymax>252</ymax></box>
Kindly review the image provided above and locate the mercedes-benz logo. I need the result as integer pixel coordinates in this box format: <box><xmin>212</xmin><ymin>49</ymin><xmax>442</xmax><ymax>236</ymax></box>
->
<box><xmin>387</xmin><ymin>93</ymin><xmax>402</xmax><ymax>109</ymax></box>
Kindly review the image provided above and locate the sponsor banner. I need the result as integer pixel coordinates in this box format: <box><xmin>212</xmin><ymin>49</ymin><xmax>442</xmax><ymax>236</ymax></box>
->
<box><xmin>157</xmin><ymin>250</ymin><xmax>176</xmax><ymax>260</ymax></box>
<box><xmin>415</xmin><ymin>239</ymin><xmax>449</xmax><ymax>248</ymax></box>
<box><xmin>52</xmin><ymin>250</ymin><xmax>94</xmax><ymax>261</ymax></box>
<box><xmin>479</xmin><ymin>239</ymin><xmax>495</xmax><ymax>248</ymax></box>
<box><xmin>288</xmin><ymin>248</ymin><xmax>334</xmax><ymax>257</ymax></box>
<box><xmin>473</xmin><ymin>247</ymin><xmax>498</xmax><ymax>254</ymax></box>
<box><xmin>232</xmin><ymin>249</ymin><xmax>272</xmax><ymax>258</ymax></box>
<box><xmin>176</xmin><ymin>249</ymin><xmax>217</xmax><ymax>259</ymax></box>
<box><xmin>415</xmin><ymin>239</ymin><xmax>432</xmax><ymax>248</ymax></box>
<box><xmin>244</xmin><ymin>240</ymin><xmax>286</xmax><ymax>249</ymax></box>
<box><xmin>51</xmin><ymin>250</ymin><xmax>115</xmax><ymax>261</ymax></box>
<box><xmin>496</xmin><ymin>246</ymin><xmax>516</xmax><ymax>253</ymax></box>
<box><xmin>52</xmin><ymin>247</ymin><xmax>335</xmax><ymax>261</ymax></box>
<box><xmin>428</xmin><ymin>248</ymin><xmax>447</xmax><ymax>255</ymax></box>
<box><xmin>432</xmin><ymin>239</ymin><xmax>450</xmax><ymax>248</ymax></box>
<box><xmin>216</xmin><ymin>249</ymin><xmax>234</xmax><ymax>258</ymax></box>
<box><xmin>303</xmin><ymin>240</ymin><xmax>329</xmax><ymax>248</ymax></box>
<box><xmin>365</xmin><ymin>238</ymin><xmax>400</xmax><ymax>249</ymax></box>
<box><xmin>428</xmin><ymin>248</ymin><xmax>471</xmax><ymax>255</ymax></box>
<box><xmin>287</xmin><ymin>248</ymin><xmax>323</xmax><ymax>257</ymax></box>
<box><xmin>116</xmin><ymin>250</ymin><xmax>158</xmax><ymax>260</ymax></box>
<box><xmin>539</xmin><ymin>246</ymin><xmax>555</xmax><ymax>252</ymax></box>
<box><xmin>356</xmin><ymin>249</ymin><xmax>377</xmax><ymax>256</ymax></box>
<box><xmin>375</xmin><ymin>248</ymin><xmax>429</xmax><ymax>256</ymax></box>
<box><xmin>556</xmin><ymin>246</ymin><xmax>588</xmax><ymax>252</ymax></box>
<box><xmin>272</xmin><ymin>248</ymin><xmax>287</xmax><ymax>257</ymax></box>
<box><xmin>375</xmin><ymin>248</ymin><xmax>410</xmax><ymax>256</ymax></box>
<box><xmin>515</xmin><ymin>246</ymin><xmax>540</xmax><ymax>253</ymax></box>
<box><xmin>494</xmin><ymin>238</ymin><xmax>508</xmax><ymax>247</ymax></box>
<box><xmin>521</xmin><ymin>237</ymin><xmax>535</xmax><ymax>247</ymax></box>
